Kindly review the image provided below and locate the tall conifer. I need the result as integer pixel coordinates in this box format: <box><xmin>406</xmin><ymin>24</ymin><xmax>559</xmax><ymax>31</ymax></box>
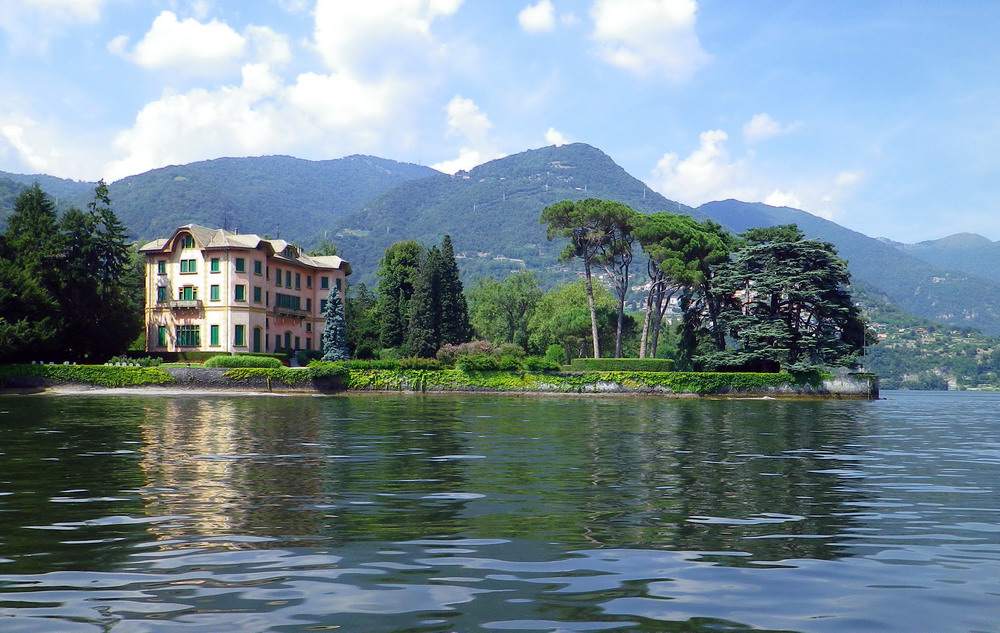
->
<box><xmin>321</xmin><ymin>287</ymin><xmax>350</xmax><ymax>361</ymax></box>
<box><xmin>437</xmin><ymin>235</ymin><xmax>472</xmax><ymax>345</ymax></box>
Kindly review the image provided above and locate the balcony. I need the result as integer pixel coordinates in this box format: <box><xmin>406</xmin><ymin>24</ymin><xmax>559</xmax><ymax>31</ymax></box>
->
<box><xmin>273</xmin><ymin>305</ymin><xmax>310</xmax><ymax>317</ymax></box>
<box><xmin>168</xmin><ymin>300</ymin><xmax>203</xmax><ymax>310</ymax></box>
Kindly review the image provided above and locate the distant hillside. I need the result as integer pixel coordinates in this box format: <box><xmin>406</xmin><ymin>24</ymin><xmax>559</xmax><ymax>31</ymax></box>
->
<box><xmin>1</xmin><ymin>156</ymin><xmax>439</xmax><ymax>242</ymax></box>
<box><xmin>329</xmin><ymin>143</ymin><xmax>705</xmax><ymax>286</ymax></box>
<box><xmin>698</xmin><ymin>200</ymin><xmax>1000</xmax><ymax>335</ymax></box>
<box><xmin>892</xmin><ymin>233</ymin><xmax>1000</xmax><ymax>280</ymax></box>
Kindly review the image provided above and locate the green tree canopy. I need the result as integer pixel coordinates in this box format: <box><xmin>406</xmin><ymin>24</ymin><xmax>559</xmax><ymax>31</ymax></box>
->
<box><xmin>469</xmin><ymin>270</ymin><xmax>543</xmax><ymax>348</ymax></box>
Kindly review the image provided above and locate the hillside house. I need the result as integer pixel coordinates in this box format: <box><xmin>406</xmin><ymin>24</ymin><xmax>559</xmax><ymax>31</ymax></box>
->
<box><xmin>139</xmin><ymin>224</ymin><xmax>350</xmax><ymax>354</ymax></box>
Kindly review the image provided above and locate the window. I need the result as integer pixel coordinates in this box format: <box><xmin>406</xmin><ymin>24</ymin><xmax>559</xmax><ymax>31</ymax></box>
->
<box><xmin>157</xmin><ymin>286</ymin><xmax>167</xmax><ymax>303</ymax></box>
<box><xmin>210</xmin><ymin>258</ymin><xmax>220</xmax><ymax>273</ymax></box>
<box><xmin>157</xmin><ymin>260</ymin><xmax>166</xmax><ymax>275</ymax></box>
<box><xmin>295</xmin><ymin>272</ymin><xmax>301</xmax><ymax>289</ymax></box>
<box><xmin>254</xmin><ymin>260</ymin><xmax>262</xmax><ymax>275</ymax></box>
<box><xmin>210</xmin><ymin>285</ymin><xmax>220</xmax><ymax>301</ymax></box>
<box><xmin>182</xmin><ymin>235</ymin><xmax>195</xmax><ymax>249</ymax></box>
<box><xmin>178</xmin><ymin>286</ymin><xmax>197</xmax><ymax>301</ymax></box>
<box><xmin>336</xmin><ymin>278</ymin><xmax>342</xmax><ymax>291</ymax></box>
<box><xmin>180</xmin><ymin>259</ymin><xmax>197</xmax><ymax>273</ymax></box>
<box><xmin>285</xmin><ymin>271</ymin><xmax>292</xmax><ymax>287</ymax></box>
<box><xmin>253</xmin><ymin>286</ymin><xmax>262</xmax><ymax>303</ymax></box>
<box><xmin>306</xmin><ymin>337</ymin><xmax>312</xmax><ymax>350</ymax></box>
<box><xmin>284</xmin><ymin>332</ymin><xmax>291</xmax><ymax>348</ymax></box>
<box><xmin>235</xmin><ymin>285</ymin><xmax>246</xmax><ymax>302</ymax></box>
<box><xmin>176</xmin><ymin>325</ymin><xmax>200</xmax><ymax>347</ymax></box>
<box><xmin>320</xmin><ymin>299</ymin><xmax>328</xmax><ymax>313</ymax></box>
<box><xmin>306</xmin><ymin>298</ymin><xmax>312</xmax><ymax>313</ymax></box>
<box><xmin>234</xmin><ymin>324</ymin><xmax>246</xmax><ymax>346</ymax></box>
<box><xmin>275</xmin><ymin>334</ymin><xmax>281</xmax><ymax>349</ymax></box>
<box><xmin>306</xmin><ymin>275</ymin><xmax>312</xmax><ymax>288</ymax></box>
<box><xmin>294</xmin><ymin>336</ymin><xmax>300</xmax><ymax>349</ymax></box>
<box><xmin>275</xmin><ymin>267</ymin><xmax>282</xmax><ymax>286</ymax></box>
<box><xmin>321</xmin><ymin>276</ymin><xmax>329</xmax><ymax>289</ymax></box>
<box><xmin>157</xmin><ymin>325</ymin><xmax>167</xmax><ymax>347</ymax></box>
<box><xmin>275</xmin><ymin>293</ymin><xmax>301</xmax><ymax>310</ymax></box>
<box><xmin>235</xmin><ymin>258</ymin><xmax>246</xmax><ymax>273</ymax></box>
<box><xmin>306</xmin><ymin>322</ymin><xmax>312</xmax><ymax>333</ymax></box>
<box><xmin>210</xmin><ymin>325</ymin><xmax>220</xmax><ymax>347</ymax></box>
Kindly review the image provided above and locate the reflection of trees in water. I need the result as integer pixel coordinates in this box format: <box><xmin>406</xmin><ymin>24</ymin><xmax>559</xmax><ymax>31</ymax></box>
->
<box><xmin>668</xmin><ymin>399</ymin><xmax>872</xmax><ymax>561</ymax></box>
<box><xmin>0</xmin><ymin>396</ymin><xmax>149</xmax><ymax>574</ymax></box>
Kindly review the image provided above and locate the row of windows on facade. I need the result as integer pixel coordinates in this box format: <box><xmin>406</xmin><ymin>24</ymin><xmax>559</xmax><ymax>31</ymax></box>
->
<box><xmin>157</xmin><ymin>285</ymin><xmax>332</xmax><ymax>312</ymax></box>
<box><xmin>163</xmin><ymin>324</ymin><xmax>313</xmax><ymax>350</ymax></box>
<box><xmin>157</xmin><ymin>258</ymin><xmax>338</xmax><ymax>291</ymax></box>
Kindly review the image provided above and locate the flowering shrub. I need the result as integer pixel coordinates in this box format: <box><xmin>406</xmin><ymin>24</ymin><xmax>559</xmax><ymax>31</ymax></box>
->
<box><xmin>436</xmin><ymin>340</ymin><xmax>494</xmax><ymax>366</ymax></box>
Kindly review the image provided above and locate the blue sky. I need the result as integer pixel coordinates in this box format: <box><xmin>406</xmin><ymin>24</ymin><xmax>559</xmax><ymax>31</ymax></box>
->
<box><xmin>1</xmin><ymin>0</ymin><xmax>997</xmax><ymax>243</ymax></box>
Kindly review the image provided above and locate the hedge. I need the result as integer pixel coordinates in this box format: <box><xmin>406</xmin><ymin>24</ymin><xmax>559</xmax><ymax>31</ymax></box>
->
<box><xmin>0</xmin><ymin>364</ymin><xmax>175</xmax><ymax>388</ymax></box>
<box><xmin>205</xmin><ymin>355</ymin><xmax>283</xmax><ymax>369</ymax></box>
<box><xmin>569</xmin><ymin>358</ymin><xmax>676</xmax><ymax>372</ymax></box>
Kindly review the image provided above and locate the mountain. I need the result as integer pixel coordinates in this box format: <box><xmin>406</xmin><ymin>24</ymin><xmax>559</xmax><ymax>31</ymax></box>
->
<box><xmin>1</xmin><ymin>155</ymin><xmax>439</xmax><ymax>242</ymax></box>
<box><xmin>328</xmin><ymin>143</ymin><xmax>705</xmax><ymax>286</ymax></box>
<box><xmin>892</xmin><ymin>233</ymin><xmax>1000</xmax><ymax>280</ymax></box>
<box><xmin>697</xmin><ymin>200</ymin><xmax>1000</xmax><ymax>335</ymax></box>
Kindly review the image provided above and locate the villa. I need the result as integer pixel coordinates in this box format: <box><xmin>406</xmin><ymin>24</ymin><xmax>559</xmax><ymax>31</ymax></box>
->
<box><xmin>138</xmin><ymin>224</ymin><xmax>350</xmax><ymax>354</ymax></box>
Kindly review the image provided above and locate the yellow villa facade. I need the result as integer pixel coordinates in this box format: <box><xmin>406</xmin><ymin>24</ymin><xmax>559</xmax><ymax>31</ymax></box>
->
<box><xmin>139</xmin><ymin>224</ymin><xmax>350</xmax><ymax>355</ymax></box>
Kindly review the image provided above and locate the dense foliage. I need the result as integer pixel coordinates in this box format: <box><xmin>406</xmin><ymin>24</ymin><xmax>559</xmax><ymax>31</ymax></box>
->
<box><xmin>0</xmin><ymin>182</ymin><xmax>142</xmax><ymax>363</ymax></box>
<box><xmin>204</xmin><ymin>355</ymin><xmax>283</xmax><ymax>368</ymax></box>
<box><xmin>321</xmin><ymin>287</ymin><xmax>350</xmax><ymax>362</ymax></box>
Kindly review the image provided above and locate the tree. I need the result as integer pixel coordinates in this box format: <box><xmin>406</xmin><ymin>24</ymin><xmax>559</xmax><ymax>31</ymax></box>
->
<box><xmin>633</xmin><ymin>214</ymin><xmax>732</xmax><ymax>359</ymax></box>
<box><xmin>405</xmin><ymin>246</ymin><xmax>443</xmax><ymax>357</ymax></box>
<box><xmin>591</xmin><ymin>202</ymin><xmax>640</xmax><ymax>357</ymax></box>
<box><xmin>700</xmin><ymin>224</ymin><xmax>867</xmax><ymax>371</ymax></box>
<box><xmin>345</xmin><ymin>283</ymin><xmax>379</xmax><ymax>359</ymax></box>
<box><xmin>321</xmin><ymin>286</ymin><xmax>350</xmax><ymax>361</ymax></box>
<box><xmin>0</xmin><ymin>259</ymin><xmax>58</xmax><ymax>362</ymax></box>
<box><xmin>469</xmin><ymin>270</ymin><xmax>542</xmax><ymax>348</ymax></box>
<box><xmin>541</xmin><ymin>199</ymin><xmax>611</xmax><ymax>358</ymax></box>
<box><xmin>527</xmin><ymin>279</ymin><xmax>622</xmax><ymax>360</ymax></box>
<box><xmin>437</xmin><ymin>235</ymin><xmax>472</xmax><ymax>345</ymax></box>
<box><xmin>375</xmin><ymin>240</ymin><xmax>421</xmax><ymax>349</ymax></box>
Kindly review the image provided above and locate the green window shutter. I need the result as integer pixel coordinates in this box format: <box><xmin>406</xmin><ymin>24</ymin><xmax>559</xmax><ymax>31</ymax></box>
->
<box><xmin>254</xmin><ymin>260</ymin><xmax>262</xmax><ymax>275</ymax></box>
<box><xmin>157</xmin><ymin>326</ymin><xmax>167</xmax><ymax>347</ymax></box>
<box><xmin>275</xmin><ymin>268</ymin><xmax>282</xmax><ymax>286</ymax></box>
<box><xmin>157</xmin><ymin>260</ymin><xmax>166</xmax><ymax>274</ymax></box>
<box><xmin>321</xmin><ymin>276</ymin><xmax>329</xmax><ymax>289</ymax></box>
<box><xmin>306</xmin><ymin>298</ymin><xmax>312</xmax><ymax>312</ymax></box>
<box><xmin>210</xmin><ymin>325</ymin><xmax>219</xmax><ymax>346</ymax></box>
<box><xmin>253</xmin><ymin>286</ymin><xmax>262</xmax><ymax>303</ymax></box>
<box><xmin>235</xmin><ymin>285</ymin><xmax>246</xmax><ymax>301</ymax></box>
<box><xmin>285</xmin><ymin>271</ymin><xmax>292</xmax><ymax>287</ymax></box>
<box><xmin>157</xmin><ymin>286</ymin><xmax>167</xmax><ymax>302</ymax></box>
<box><xmin>235</xmin><ymin>325</ymin><xmax>245</xmax><ymax>346</ymax></box>
<box><xmin>235</xmin><ymin>258</ymin><xmax>245</xmax><ymax>273</ymax></box>
<box><xmin>210</xmin><ymin>285</ymin><xmax>220</xmax><ymax>301</ymax></box>
<box><xmin>295</xmin><ymin>273</ymin><xmax>301</xmax><ymax>289</ymax></box>
<box><xmin>210</xmin><ymin>258</ymin><xmax>220</xmax><ymax>273</ymax></box>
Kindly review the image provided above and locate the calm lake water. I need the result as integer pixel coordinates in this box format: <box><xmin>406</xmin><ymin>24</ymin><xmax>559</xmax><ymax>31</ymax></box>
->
<box><xmin>0</xmin><ymin>390</ymin><xmax>997</xmax><ymax>632</ymax></box>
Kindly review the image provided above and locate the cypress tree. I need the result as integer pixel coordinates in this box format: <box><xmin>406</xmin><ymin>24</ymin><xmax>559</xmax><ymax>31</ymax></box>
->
<box><xmin>321</xmin><ymin>286</ymin><xmax>350</xmax><ymax>361</ymax></box>
<box><xmin>374</xmin><ymin>240</ymin><xmax>421</xmax><ymax>349</ymax></box>
<box><xmin>405</xmin><ymin>246</ymin><xmax>443</xmax><ymax>357</ymax></box>
<box><xmin>437</xmin><ymin>235</ymin><xmax>472</xmax><ymax>345</ymax></box>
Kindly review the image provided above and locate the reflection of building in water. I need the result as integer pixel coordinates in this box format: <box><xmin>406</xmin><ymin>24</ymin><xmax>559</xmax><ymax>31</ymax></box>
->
<box><xmin>139</xmin><ymin>398</ymin><xmax>248</xmax><ymax>543</ymax></box>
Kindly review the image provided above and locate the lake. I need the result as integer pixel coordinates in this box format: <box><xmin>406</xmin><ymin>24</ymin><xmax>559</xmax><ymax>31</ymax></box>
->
<box><xmin>0</xmin><ymin>390</ymin><xmax>997</xmax><ymax>632</ymax></box>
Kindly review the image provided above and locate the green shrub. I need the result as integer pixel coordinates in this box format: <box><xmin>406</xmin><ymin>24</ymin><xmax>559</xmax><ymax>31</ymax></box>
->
<box><xmin>497</xmin><ymin>355</ymin><xmax>523</xmax><ymax>371</ymax></box>
<box><xmin>107</xmin><ymin>355</ymin><xmax>162</xmax><ymax>367</ymax></box>
<box><xmin>0</xmin><ymin>364</ymin><xmax>174</xmax><ymax>388</ymax></box>
<box><xmin>523</xmin><ymin>356</ymin><xmax>560</xmax><ymax>371</ymax></box>
<box><xmin>495</xmin><ymin>343</ymin><xmax>526</xmax><ymax>359</ymax></box>
<box><xmin>320</xmin><ymin>359</ymin><xmax>402</xmax><ymax>370</ymax></box>
<box><xmin>296</xmin><ymin>349</ymin><xmax>323</xmax><ymax>366</ymax></box>
<box><xmin>569</xmin><ymin>358</ymin><xmax>676</xmax><ymax>372</ymax></box>
<box><xmin>545</xmin><ymin>344</ymin><xmax>566</xmax><ymax>365</ymax></box>
<box><xmin>399</xmin><ymin>357</ymin><xmax>443</xmax><ymax>370</ymax></box>
<box><xmin>238</xmin><ymin>352</ymin><xmax>289</xmax><ymax>361</ymax></box>
<box><xmin>437</xmin><ymin>340</ymin><xmax>493</xmax><ymax>366</ymax></box>
<box><xmin>457</xmin><ymin>354</ymin><xmax>500</xmax><ymax>371</ymax></box>
<box><xmin>205</xmin><ymin>355</ymin><xmax>282</xmax><ymax>369</ymax></box>
<box><xmin>305</xmin><ymin>363</ymin><xmax>348</xmax><ymax>379</ymax></box>
<box><xmin>379</xmin><ymin>347</ymin><xmax>402</xmax><ymax>360</ymax></box>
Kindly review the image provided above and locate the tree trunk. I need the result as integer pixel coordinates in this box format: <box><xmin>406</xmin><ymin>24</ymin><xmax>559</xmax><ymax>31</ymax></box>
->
<box><xmin>583</xmin><ymin>261</ymin><xmax>601</xmax><ymax>358</ymax></box>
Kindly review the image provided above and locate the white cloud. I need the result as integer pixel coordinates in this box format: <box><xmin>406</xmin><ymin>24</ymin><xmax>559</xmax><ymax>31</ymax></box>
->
<box><xmin>518</xmin><ymin>1</ymin><xmax>556</xmax><ymax>33</ymax></box>
<box><xmin>590</xmin><ymin>0</ymin><xmax>709</xmax><ymax>82</ymax></box>
<box><xmin>111</xmin><ymin>11</ymin><xmax>246</xmax><ymax>74</ymax></box>
<box><xmin>743</xmin><ymin>113</ymin><xmax>801</xmax><ymax>144</ymax></box>
<box><xmin>431</xmin><ymin>96</ymin><xmax>505</xmax><ymax>173</ymax></box>
<box><xmin>545</xmin><ymin>127</ymin><xmax>569</xmax><ymax>146</ymax></box>
<box><xmin>1</xmin><ymin>122</ymin><xmax>52</xmax><ymax>171</ymax></box>
<box><xmin>311</xmin><ymin>0</ymin><xmax>462</xmax><ymax>75</ymax></box>
<box><xmin>0</xmin><ymin>0</ymin><xmax>112</xmax><ymax>49</ymax></box>
<box><xmin>764</xmin><ymin>189</ymin><xmax>802</xmax><ymax>209</ymax></box>
<box><xmin>835</xmin><ymin>170</ymin><xmax>865</xmax><ymax>188</ymax></box>
<box><xmin>651</xmin><ymin>129</ymin><xmax>751</xmax><ymax>203</ymax></box>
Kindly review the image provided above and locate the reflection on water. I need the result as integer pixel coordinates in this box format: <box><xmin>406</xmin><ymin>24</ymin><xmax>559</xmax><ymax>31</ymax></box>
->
<box><xmin>0</xmin><ymin>392</ymin><xmax>998</xmax><ymax>632</ymax></box>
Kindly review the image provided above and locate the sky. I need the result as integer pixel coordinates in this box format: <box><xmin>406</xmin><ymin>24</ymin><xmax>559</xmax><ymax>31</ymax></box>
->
<box><xmin>1</xmin><ymin>0</ymin><xmax>999</xmax><ymax>244</ymax></box>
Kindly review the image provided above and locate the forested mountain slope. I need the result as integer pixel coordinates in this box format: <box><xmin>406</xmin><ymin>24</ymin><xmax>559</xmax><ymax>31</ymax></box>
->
<box><xmin>891</xmin><ymin>233</ymin><xmax>1000</xmax><ymax>281</ymax></box>
<box><xmin>329</xmin><ymin>143</ymin><xmax>705</xmax><ymax>285</ymax></box>
<box><xmin>698</xmin><ymin>200</ymin><xmax>1000</xmax><ymax>335</ymax></box>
